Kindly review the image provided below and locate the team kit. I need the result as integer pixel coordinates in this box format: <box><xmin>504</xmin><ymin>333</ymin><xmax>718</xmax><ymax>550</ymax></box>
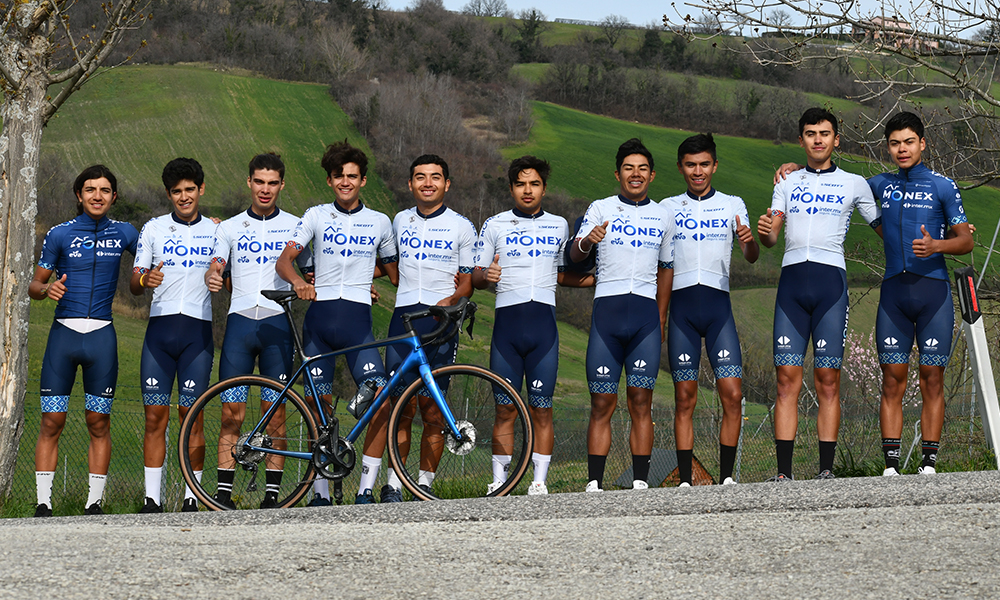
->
<box><xmin>29</xmin><ymin>108</ymin><xmax>972</xmax><ymax>516</ymax></box>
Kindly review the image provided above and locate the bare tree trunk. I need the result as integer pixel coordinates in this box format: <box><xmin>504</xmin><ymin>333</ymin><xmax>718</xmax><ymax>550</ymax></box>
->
<box><xmin>0</xmin><ymin>78</ymin><xmax>45</xmax><ymax>497</ymax></box>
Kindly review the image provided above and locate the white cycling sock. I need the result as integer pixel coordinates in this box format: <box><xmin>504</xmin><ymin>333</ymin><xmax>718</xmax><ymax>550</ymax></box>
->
<box><xmin>492</xmin><ymin>454</ymin><xmax>512</xmax><ymax>485</ymax></box>
<box><xmin>418</xmin><ymin>470</ymin><xmax>436</xmax><ymax>487</ymax></box>
<box><xmin>36</xmin><ymin>471</ymin><xmax>55</xmax><ymax>506</ymax></box>
<box><xmin>144</xmin><ymin>466</ymin><xmax>162</xmax><ymax>505</ymax></box>
<box><xmin>313</xmin><ymin>477</ymin><xmax>330</xmax><ymax>499</ymax></box>
<box><xmin>184</xmin><ymin>471</ymin><xmax>202</xmax><ymax>500</ymax></box>
<box><xmin>87</xmin><ymin>473</ymin><xmax>107</xmax><ymax>507</ymax></box>
<box><xmin>358</xmin><ymin>455</ymin><xmax>382</xmax><ymax>492</ymax></box>
<box><xmin>532</xmin><ymin>453</ymin><xmax>551</xmax><ymax>484</ymax></box>
<box><xmin>386</xmin><ymin>467</ymin><xmax>402</xmax><ymax>491</ymax></box>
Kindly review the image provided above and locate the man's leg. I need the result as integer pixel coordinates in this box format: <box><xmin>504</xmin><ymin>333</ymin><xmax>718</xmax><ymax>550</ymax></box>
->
<box><xmin>586</xmin><ymin>392</ymin><xmax>618</xmax><ymax>487</ymax></box>
<box><xmin>716</xmin><ymin>377</ymin><xmax>743</xmax><ymax>482</ymax></box>
<box><xmin>771</xmin><ymin>265</ymin><xmax>813</xmax><ymax>480</ymax></box>
<box><xmin>774</xmin><ymin>365</ymin><xmax>803</xmax><ymax>477</ymax></box>
<box><xmin>673</xmin><ymin>380</ymin><xmax>698</xmax><ymax>485</ymax></box>
<box><xmin>814</xmin><ymin>367</ymin><xmax>841</xmax><ymax>474</ymax></box>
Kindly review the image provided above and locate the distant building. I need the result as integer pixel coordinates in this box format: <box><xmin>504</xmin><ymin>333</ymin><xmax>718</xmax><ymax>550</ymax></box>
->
<box><xmin>853</xmin><ymin>16</ymin><xmax>939</xmax><ymax>51</ymax></box>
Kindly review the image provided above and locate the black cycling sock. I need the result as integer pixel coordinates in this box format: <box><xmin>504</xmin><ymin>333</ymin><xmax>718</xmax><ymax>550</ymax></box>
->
<box><xmin>818</xmin><ymin>441</ymin><xmax>837</xmax><ymax>473</ymax></box>
<box><xmin>882</xmin><ymin>438</ymin><xmax>901</xmax><ymax>469</ymax></box>
<box><xmin>265</xmin><ymin>469</ymin><xmax>283</xmax><ymax>494</ymax></box>
<box><xmin>719</xmin><ymin>444</ymin><xmax>737</xmax><ymax>482</ymax></box>
<box><xmin>776</xmin><ymin>439</ymin><xmax>794</xmax><ymax>477</ymax></box>
<box><xmin>922</xmin><ymin>440</ymin><xmax>940</xmax><ymax>468</ymax></box>
<box><xmin>216</xmin><ymin>468</ymin><xmax>235</xmax><ymax>501</ymax></box>
<box><xmin>676</xmin><ymin>449</ymin><xmax>693</xmax><ymax>484</ymax></box>
<box><xmin>632</xmin><ymin>454</ymin><xmax>651</xmax><ymax>483</ymax></box>
<box><xmin>587</xmin><ymin>454</ymin><xmax>607</xmax><ymax>487</ymax></box>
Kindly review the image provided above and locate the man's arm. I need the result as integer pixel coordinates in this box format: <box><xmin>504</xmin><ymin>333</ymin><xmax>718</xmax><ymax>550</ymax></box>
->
<box><xmin>377</xmin><ymin>260</ymin><xmax>400</xmax><ymax>286</ymax></box>
<box><xmin>130</xmin><ymin>261</ymin><xmax>164</xmax><ymax>295</ymax></box>
<box><xmin>29</xmin><ymin>267</ymin><xmax>63</xmax><ymax>301</ymax></box>
<box><xmin>558</xmin><ymin>271</ymin><xmax>595</xmax><ymax>288</ymax></box>
<box><xmin>438</xmin><ymin>271</ymin><xmax>474</xmax><ymax>306</ymax></box>
<box><xmin>276</xmin><ymin>242</ymin><xmax>315</xmax><ymax>300</ymax></box>
<box><xmin>472</xmin><ymin>254</ymin><xmax>500</xmax><ymax>290</ymax></box>
<box><xmin>655</xmin><ymin>266</ymin><xmax>673</xmax><ymax>343</ymax></box>
<box><xmin>570</xmin><ymin>220</ymin><xmax>608</xmax><ymax>264</ymax></box>
<box><xmin>757</xmin><ymin>209</ymin><xmax>783</xmax><ymax>248</ymax></box>
<box><xmin>735</xmin><ymin>215</ymin><xmax>759</xmax><ymax>263</ymax></box>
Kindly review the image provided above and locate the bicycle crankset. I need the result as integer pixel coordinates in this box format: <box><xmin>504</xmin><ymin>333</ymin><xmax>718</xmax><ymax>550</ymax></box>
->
<box><xmin>312</xmin><ymin>431</ymin><xmax>356</xmax><ymax>480</ymax></box>
<box><xmin>445</xmin><ymin>420</ymin><xmax>477</xmax><ymax>456</ymax></box>
<box><xmin>233</xmin><ymin>431</ymin><xmax>271</xmax><ymax>468</ymax></box>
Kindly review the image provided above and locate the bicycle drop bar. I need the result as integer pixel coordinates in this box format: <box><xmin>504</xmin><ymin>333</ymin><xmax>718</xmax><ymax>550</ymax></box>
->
<box><xmin>401</xmin><ymin>297</ymin><xmax>477</xmax><ymax>344</ymax></box>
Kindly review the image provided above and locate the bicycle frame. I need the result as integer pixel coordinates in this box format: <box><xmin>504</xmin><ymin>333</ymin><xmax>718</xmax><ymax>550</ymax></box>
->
<box><xmin>236</xmin><ymin>302</ymin><xmax>468</xmax><ymax>464</ymax></box>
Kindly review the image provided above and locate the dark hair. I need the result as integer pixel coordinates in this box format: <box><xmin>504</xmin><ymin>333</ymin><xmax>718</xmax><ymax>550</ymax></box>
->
<box><xmin>677</xmin><ymin>133</ymin><xmax>717</xmax><ymax>163</ymax></box>
<box><xmin>884</xmin><ymin>111</ymin><xmax>925</xmax><ymax>140</ymax></box>
<box><xmin>507</xmin><ymin>155</ymin><xmax>551</xmax><ymax>187</ymax></box>
<box><xmin>74</xmin><ymin>164</ymin><xmax>118</xmax><ymax>197</ymax></box>
<box><xmin>409</xmin><ymin>154</ymin><xmax>450</xmax><ymax>181</ymax></box>
<box><xmin>162</xmin><ymin>157</ymin><xmax>205</xmax><ymax>189</ymax></box>
<box><xmin>799</xmin><ymin>107</ymin><xmax>839</xmax><ymax>137</ymax></box>
<box><xmin>321</xmin><ymin>140</ymin><xmax>368</xmax><ymax>178</ymax></box>
<box><xmin>249</xmin><ymin>153</ymin><xmax>285</xmax><ymax>179</ymax></box>
<box><xmin>616</xmin><ymin>138</ymin><xmax>654</xmax><ymax>172</ymax></box>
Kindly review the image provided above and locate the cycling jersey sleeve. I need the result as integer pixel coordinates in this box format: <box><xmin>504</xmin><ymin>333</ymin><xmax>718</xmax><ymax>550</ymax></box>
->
<box><xmin>212</xmin><ymin>221</ymin><xmax>233</xmax><ymax>266</ymax></box>
<box><xmin>458</xmin><ymin>219</ymin><xmax>477</xmax><ymax>273</ymax></box>
<box><xmin>376</xmin><ymin>213</ymin><xmax>399</xmax><ymax>264</ymax></box>
<box><xmin>770</xmin><ymin>180</ymin><xmax>788</xmax><ymax>221</ymax></box>
<box><xmin>38</xmin><ymin>226</ymin><xmax>63</xmax><ymax>271</ymax></box>
<box><xmin>289</xmin><ymin>208</ymin><xmax>317</xmax><ymax>251</ymax></box>
<box><xmin>937</xmin><ymin>178</ymin><xmax>969</xmax><ymax>227</ymax></box>
<box><xmin>133</xmin><ymin>221</ymin><xmax>156</xmax><ymax>273</ymax></box>
<box><xmin>474</xmin><ymin>218</ymin><xmax>497</xmax><ymax>269</ymax></box>
<box><xmin>577</xmin><ymin>201</ymin><xmax>606</xmax><ymax>240</ymax></box>
<box><xmin>658</xmin><ymin>207</ymin><xmax>676</xmax><ymax>268</ymax></box>
<box><xmin>556</xmin><ymin>217</ymin><xmax>568</xmax><ymax>271</ymax></box>
<box><xmin>853</xmin><ymin>178</ymin><xmax>881</xmax><ymax>228</ymax></box>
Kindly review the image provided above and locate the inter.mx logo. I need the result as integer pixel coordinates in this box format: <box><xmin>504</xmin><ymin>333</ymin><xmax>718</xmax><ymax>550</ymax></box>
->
<box><xmin>595</xmin><ymin>365</ymin><xmax>610</xmax><ymax>376</ymax></box>
<box><xmin>777</xmin><ymin>336</ymin><xmax>791</xmax><ymax>346</ymax></box>
<box><xmin>884</xmin><ymin>337</ymin><xmax>898</xmax><ymax>348</ymax></box>
<box><xmin>310</xmin><ymin>367</ymin><xmax>323</xmax><ymax>377</ymax></box>
<box><xmin>363</xmin><ymin>362</ymin><xmax>376</xmax><ymax>372</ymax></box>
<box><xmin>633</xmin><ymin>359</ymin><xmax>646</xmax><ymax>369</ymax></box>
<box><xmin>145</xmin><ymin>377</ymin><xmax>158</xmax><ymax>386</ymax></box>
<box><xmin>678</xmin><ymin>353</ymin><xmax>691</xmax><ymax>362</ymax></box>
<box><xmin>531</xmin><ymin>379</ymin><xmax>543</xmax><ymax>389</ymax></box>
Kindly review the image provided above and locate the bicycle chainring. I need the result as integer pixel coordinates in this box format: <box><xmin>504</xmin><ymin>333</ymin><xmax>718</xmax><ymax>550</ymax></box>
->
<box><xmin>445</xmin><ymin>420</ymin><xmax>476</xmax><ymax>456</ymax></box>
<box><xmin>313</xmin><ymin>433</ymin><xmax>355</xmax><ymax>480</ymax></box>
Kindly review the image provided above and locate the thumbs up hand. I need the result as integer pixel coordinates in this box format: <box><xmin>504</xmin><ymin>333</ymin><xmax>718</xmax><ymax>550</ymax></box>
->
<box><xmin>912</xmin><ymin>224</ymin><xmax>938</xmax><ymax>258</ymax></box>
<box><xmin>735</xmin><ymin>215</ymin><xmax>754</xmax><ymax>245</ymax></box>
<box><xmin>47</xmin><ymin>273</ymin><xmax>68</xmax><ymax>301</ymax></box>
<box><xmin>206</xmin><ymin>260</ymin><xmax>225</xmax><ymax>292</ymax></box>
<box><xmin>757</xmin><ymin>209</ymin><xmax>775</xmax><ymax>237</ymax></box>
<box><xmin>144</xmin><ymin>261</ymin><xmax>165</xmax><ymax>289</ymax></box>
<box><xmin>486</xmin><ymin>254</ymin><xmax>502</xmax><ymax>284</ymax></box>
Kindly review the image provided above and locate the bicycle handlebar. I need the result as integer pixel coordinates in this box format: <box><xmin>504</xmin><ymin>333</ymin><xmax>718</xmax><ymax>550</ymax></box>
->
<box><xmin>401</xmin><ymin>297</ymin><xmax>477</xmax><ymax>345</ymax></box>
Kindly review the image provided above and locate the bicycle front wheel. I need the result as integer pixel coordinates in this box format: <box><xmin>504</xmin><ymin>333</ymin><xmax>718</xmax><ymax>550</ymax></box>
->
<box><xmin>387</xmin><ymin>364</ymin><xmax>534</xmax><ymax>500</ymax></box>
<box><xmin>179</xmin><ymin>375</ymin><xmax>319</xmax><ymax>511</ymax></box>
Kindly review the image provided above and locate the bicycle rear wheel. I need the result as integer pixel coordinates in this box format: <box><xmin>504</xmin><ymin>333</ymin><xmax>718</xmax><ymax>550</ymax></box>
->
<box><xmin>179</xmin><ymin>375</ymin><xmax>319</xmax><ymax>511</ymax></box>
<box><xmin>387</xmin><ymin>364</ymin><xmax>533</xmax><ymax>500</ymax></box>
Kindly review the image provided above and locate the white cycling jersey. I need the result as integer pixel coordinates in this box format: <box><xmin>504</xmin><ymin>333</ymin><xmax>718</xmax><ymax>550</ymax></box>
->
<box><xmin>213</xmin><ymin>207</ymin><xmax>312</xmax><ymax>319</ymax></box>
<box><xmin>394</xmin><ymin>205</ymin><xmax>477</xmax><ymax>307</ymax></box>
<box><xmin>289</xmin><ymin>202</ymin><xmax>396</xmax><ymax>305</ymax></box>
<box><xmin>662</xmin><ymin>188</ymin><xmax>749</xmax><ymax>293</ymax></box>
<box><xmin>771</xmin><ymin>165</ymin><xmax>880</xmax><ymax>270</ymax></box>
<box><xmin>577</xmin><ymin>195</ymin><xmax>675</xmax><ymax>300</ymax></box>
<box><xmin>475</xmin><ymin>208</ymin><xmax>568</xmax><ymax>309</ymax></box>
<box><xmin>134</xmin><ymin>212</ymin><xmax>217</xmax><ymax>320</ymax></box>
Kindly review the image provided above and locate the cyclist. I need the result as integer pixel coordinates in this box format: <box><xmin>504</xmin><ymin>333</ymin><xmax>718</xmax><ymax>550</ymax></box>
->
<box><xmin>661</xmin><ymin>133</ymin><xmax>758</xmax><ymax>487</ymax></box>
<box><xmin>355</xmin><ymin>154</ymin><xmax>476</xmax><ymax>504</ymax></box>
<box><xmin>207</xmin><ymin>153</ymin><xmax>312</xmax><ymax>509</ymax></box>
<box><xmin>569</xmin><ymin>138</ymin><xmax>675</xmax><ymax>492</ymax></box>
<box><xmin>275</xmin><ymin>141</ymin><xmax>398</xmax><ymax>506</ymax></box>
<box><xmin>131</xmin><ymin>158</ymin><xmax>218</xmax><ymax>513</ymax></box>
<box><xmin>29</xmin><ymin>165</ymin><xmax>139</xmax><ymax>517</ymax></box>
<box><xmin>867</xmin><ymin>112</ymin><xmax>972</xmax><ymax>475</ymax></box>
<box><xmin>759</xmin><ymin>108</ymin><xmax>882</xmax><ymax>481</ymax></box>
<box><xmin>473</xmin><ymin>156</ymin><xmax>594</xmax><ymax>496</ymax></box>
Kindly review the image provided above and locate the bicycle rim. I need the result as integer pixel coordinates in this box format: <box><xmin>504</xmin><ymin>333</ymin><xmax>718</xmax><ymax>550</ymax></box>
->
<box><xmin>179</xmin><ymin>375</ymin><xmax>319</xmax><ymax>510</ymax></box>
<box><xmin>387</xmin><ymin>364</ymin><xmax>533</xmax><ymax>500</ymax></box>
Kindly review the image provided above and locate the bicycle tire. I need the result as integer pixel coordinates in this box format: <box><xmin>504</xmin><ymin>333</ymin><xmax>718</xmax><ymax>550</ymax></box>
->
<box><xmin>387</xmin><ymin>364</ymin><xmax>534</xmax><ymax>500</ymax></box>
<box><xmin>179</xmin><ymin>375</ymin><xmax>319</xmax><ymax>511</ymax></box>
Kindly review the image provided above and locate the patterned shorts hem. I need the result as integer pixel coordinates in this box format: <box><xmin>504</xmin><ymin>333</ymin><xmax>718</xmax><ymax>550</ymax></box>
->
<box><xmin>527</xmin><ymin>395</ymin><xmax>553</xmax><ymax>409</ymax></box>
<box><xmin>920</xmin><ymin>354</ymin><xmax>949</xmax><ymax>367</ymax></box>
<box><xmin>40</xmin><ymin>396</ymin><xmax>70</xmax><ymax>413</ymax></box>
<box><xmin>143</xmin><ymin>393</ymin><xmax>171</xmax><ymax>407</ymax></box>
<box><xmin>814</xmin><ymin>356</ymin><xmax>843</xmax><ymax>370</ymax></box>
<box><xmin>671</xmin><ymin>369</ymin><xmax>698</xmax><ymax>383</ymax></box>
<box><xmin>84</xmin><ymin>394</ymin><xmax>113</xmax><ymax>415</ymax></box>
<box><xmin>713</xmin><ymin>365</ymin><xmax>743</xmax><ymax>379</ymax></box>
<box><xmin>626</xmin><ymin>374</ymin><xmax>656</xmax><ymax>390</ymax></box>
<box><xmin>774</xmin><ymin>354</ymin><xmax>804</xmax><ymax>367</ymax></box>
<box><xmin>588</xmin><ymin>381</ymin><xmax>618</xmax><ymax>394</ymax></box>
<box><xmin>879</xmin><ymin>352</ymin><xmax>910</xmax><ymax>365</ymax></box>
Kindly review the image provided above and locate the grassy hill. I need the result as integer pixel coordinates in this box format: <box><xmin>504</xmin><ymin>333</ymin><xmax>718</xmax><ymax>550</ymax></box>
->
<box><xmin>42</xmin><ymin>64</ymin><xmax>395</xmax><ymax>217</ymax></box>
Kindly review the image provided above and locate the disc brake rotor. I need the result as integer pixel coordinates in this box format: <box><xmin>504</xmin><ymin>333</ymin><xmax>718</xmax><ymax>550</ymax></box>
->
<box><xmin>445</xmin><ymin>420</ymin><xmax>477</xmax><ymax>456</ymax></box>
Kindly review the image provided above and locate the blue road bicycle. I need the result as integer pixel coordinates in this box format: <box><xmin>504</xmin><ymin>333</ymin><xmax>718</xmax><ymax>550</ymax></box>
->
<box><xmin>178</xmin><ymin>291</ymin><xmax>533</xmax><ymax>509</ymax></box>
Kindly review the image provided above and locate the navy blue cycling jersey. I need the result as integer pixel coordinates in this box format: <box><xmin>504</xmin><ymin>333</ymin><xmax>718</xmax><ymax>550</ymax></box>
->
<box><xmin>868</xmin><ymin>162</ymin><xmax>968</xmax><ymax>281</ymax></box>
<box><xmin>37</xmin><ymin>214</ymin><xmax>139</xmax><ymax>320</ymax></box>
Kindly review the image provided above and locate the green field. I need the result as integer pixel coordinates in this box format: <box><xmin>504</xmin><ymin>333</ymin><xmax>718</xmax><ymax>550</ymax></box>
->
<box><xmin>43</xmin><ymin>64</ymin><xmax>395</xmax><ymax>217</ymax></box>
